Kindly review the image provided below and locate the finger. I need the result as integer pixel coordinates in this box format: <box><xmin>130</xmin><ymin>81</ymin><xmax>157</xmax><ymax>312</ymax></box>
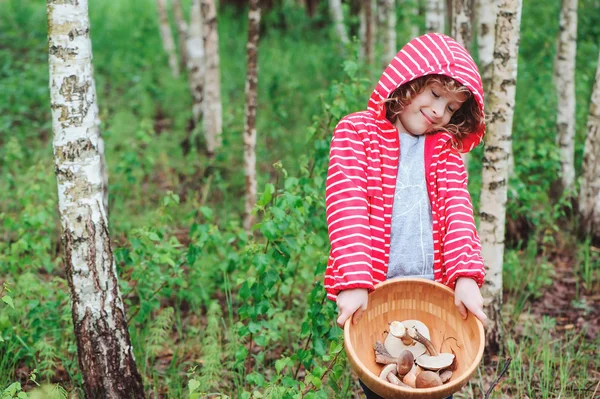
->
<box><xmin>471</xmin><ymin>308</ymin><xmax>488</xmax><ymax>326</ymax></box>
<box><xmin>353</xmin><ymin>307</ymin><xmax>365</xmax><ymax>324</ymax></box>
<box><xmin>456</xmin><ymin>302</ymin><xmax>468</xmax><ymax>319</ymax></box>
<box><xmin>337</xmin><ymin>310</ymin><xmax>351</xmax><ymax>329</ymax></box>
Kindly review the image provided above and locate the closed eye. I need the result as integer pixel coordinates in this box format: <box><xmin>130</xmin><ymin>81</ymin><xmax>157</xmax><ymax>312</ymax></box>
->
<box><xmin>431</xmin><ymin>90</ymin><xmax>440</xmax><ymax>98</ymax></box>
<box><xmin>448</xmin><ymin>106</ymin><xmax>456</xmax><ymax>113</ymax></box>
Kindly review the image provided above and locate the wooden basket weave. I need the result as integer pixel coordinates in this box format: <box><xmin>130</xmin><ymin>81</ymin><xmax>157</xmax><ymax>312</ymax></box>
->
<box><xmin>344</xmin><ymin>278</ymin><xmax>484</xmax><ymax>399</ymax></box>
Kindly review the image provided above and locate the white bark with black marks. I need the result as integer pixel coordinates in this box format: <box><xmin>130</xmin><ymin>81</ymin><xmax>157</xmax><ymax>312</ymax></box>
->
<box><xmin>187</xmin><ymin>0</ymin><xmax>205</xmax><ymax>124</ymax></box>
<box><xmin>554</xmin><ymin>0</ymin><xmax>578</xmax><ymax>195</ymax></box>
<box><xmin>172</xmin><ymin>0</ymin><xmax>189</xmax><ymax>70</ymax></box>
<box><xmin>244</xmin><ymin>0</ymin><xmax>261</xmax><ymax>232</ymax></box>
<box><xmin>579</xmin><ymin>50</ymin><xmax>600</xmax><ymax>243</ymax></box>
<box><xmin>479</xmin><ymin>0</ymin><xmax>522</xmax><ymax>352</ymax></box>
<box><xmin>156</xmin><ymin>0</ymin><xmax>180</xmax><ymax>77</ymax></box>
<box><xmin>47</xmin><ymin>1</ymin><xmax>144</xmax><ymax>397</ymax></box>
<box><xmin>426</xmin><ymin>0</ymin><xmax>446</xmax><ymax>33</ymax></box>
<box><xmin>201</xmin><ymin>0</ymin><xmax>223</xmax><ymax>154</ymax></box>
<box><xmin>477</xmin><ymin>0</ymin><xmax>496</xmax><ymax>93</ymax></box>
<box><xmin>452</xmin><ymin>0</ymin><xmax>473</xmax><ymax>50</ymax></box>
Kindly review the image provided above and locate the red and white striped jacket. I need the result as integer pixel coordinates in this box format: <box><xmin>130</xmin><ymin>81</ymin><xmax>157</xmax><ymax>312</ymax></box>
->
<box><xmin>325</xmin><ymin>33</ymin><xmax>486</xmax><ymax>301</ymax></box>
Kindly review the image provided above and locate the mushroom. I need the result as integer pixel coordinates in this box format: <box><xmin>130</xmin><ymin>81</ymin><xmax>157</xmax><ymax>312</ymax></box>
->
<box><xmin>396</xmin><ymin>350</ymin><xmax>414</xmax><ymax>376</ymax></box>
<box><xmin>415</xmin><ymin>353</ymin><xmax>455</xmax><ymax>371</ymax></box>
<box><xmin>387</xmin><ymin>372</ymin><xmax>411</xmax><ymax>388</ymax></box>
<box><xmin>415</xmin><ymin>370</ymin><xmax>443</xmax><ymax>388</ymax></box>
<box><xmin>384</xmin><ymin>320</ymin><xmax>431</xmax><ymax>358</ymax></box>
<box><xmin>440</xmin><ymin>370</ymin><xmax>453</xmax><ymax>384</ymax></box>
<box><xmin>401</xmin><ymin>363</ymin><xmax>421</xmax><ymax>388</ymax></box>
<box><xmin>373</xmin><ymin>341</ymin><xmax>398</xmax><ymax>365</ymax></box>
<box><xmin>379</xmin><ymin>364</ymin><xmax>397</xmax><ymax>380</ymax></box>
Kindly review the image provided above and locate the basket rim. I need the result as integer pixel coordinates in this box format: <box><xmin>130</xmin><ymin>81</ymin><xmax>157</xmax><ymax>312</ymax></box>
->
<box><xmin>343</xmin><ymin>277</ymin><xmax>485</xmax><ymax>395</ymax></box>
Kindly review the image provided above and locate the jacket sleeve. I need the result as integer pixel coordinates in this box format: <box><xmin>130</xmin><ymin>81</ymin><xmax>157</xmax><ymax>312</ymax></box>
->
<box><xmin>325</xmin><ymin>117</ymin><xmax>374</xmax><ymax>298</ymax></box>
<box><xmin>439</xmin><ymin>149</ymin><xmax>485</xmax><ymax>289</ymax></box>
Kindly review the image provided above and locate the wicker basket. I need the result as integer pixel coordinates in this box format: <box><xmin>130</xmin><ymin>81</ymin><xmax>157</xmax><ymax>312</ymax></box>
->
<box><xmin>344</xmin><ymin>278</ymin><xmax>484</xmax><ymax>399</ymax></box>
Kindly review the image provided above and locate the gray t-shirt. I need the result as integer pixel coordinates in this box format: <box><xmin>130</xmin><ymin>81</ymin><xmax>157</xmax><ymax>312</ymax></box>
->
<box><xmin>387</xmin><ymin>132</ymin><xmax>435</xmax><ymax>280</ymax></box>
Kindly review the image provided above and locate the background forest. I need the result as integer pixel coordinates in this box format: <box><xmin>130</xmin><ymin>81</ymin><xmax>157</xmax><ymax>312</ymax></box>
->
<box><xmin>1</xmin><ymin>0</ymin><xmax>599</xmax><ymax>398</ymax></box>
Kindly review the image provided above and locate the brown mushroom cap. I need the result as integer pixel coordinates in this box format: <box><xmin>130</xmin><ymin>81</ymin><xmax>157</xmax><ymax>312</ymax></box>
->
<box><xmin>415</xmin><ymin>371</ymin><xmax>443</xmax><ymax>388</ymax></box>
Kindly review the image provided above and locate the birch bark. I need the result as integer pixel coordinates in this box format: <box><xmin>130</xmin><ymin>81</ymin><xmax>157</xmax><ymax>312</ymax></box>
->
<box><xmin>47</xmin><ymin>1</ymin><xmax>144</xmax><ymax>397</ymax></box>
<box><xmin>579</xmin><ymin>51</ymin><xmax>600</xmax><ymax>243</ymax></box>
<box><xmin>382</xmin><ymin>0</ymin><xmax>397</xmax><ymax>66</ymax></box>
<box><xmin>328</xmin><ymin>0</ymin><xmax>349</xmax><ymax>46</ymax></box>
<box><xmin>187</xmin><ymin>0</ymin><xmax>205</xmax><ymax>125</ymax></box>
<box><xmin>201</xmin><ymin>0</ymin><xmax>223</xmax><ymax>154</ymax></box>
<box><xmin>172</xmin><ymin>0</ymin><xmax>189</xmax><ymax>71</ymax></box>
<box><xmin>243</xmin><ymin>0</ymin><xmax>261</xmax><ymax>233</ymax></box>
<box><xmin>156</xmin><ymin>0</ymin><xmax>180</xmax><ymax>77</ymax></box>
<box><xmin>477</xmin><ymin>0</ymin><xmax>496</xmax><ymax>93</ymax></box>
<box><xmin>426</xmin><ymin>0</ymin><xmax>445</xmax><ymax>33</ymax></box>
<box><xmin>452</xmin><ymin>0</ymin><xmax>473</xmax><ymax>50</ymax></box>
<box><xmin>479</xmin><ymin>0</ymin><xmax>522</xmax><ymax>352</ymax></box>
<box><xmin>554</xmin><ymin>0</ymin><xmax>578</xmax><ymax>195</ymax></box>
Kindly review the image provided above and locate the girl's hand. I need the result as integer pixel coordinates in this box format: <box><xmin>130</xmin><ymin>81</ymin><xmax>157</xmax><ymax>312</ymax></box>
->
<box><xmin>336</xmin><ymin>288</ymin><xmax>369</xmax><ymax>328</ymax></box>
<box><xmin>454</xmin><ymin>277</ymin><xmax>487</xmax><ymax>326</ymax></box>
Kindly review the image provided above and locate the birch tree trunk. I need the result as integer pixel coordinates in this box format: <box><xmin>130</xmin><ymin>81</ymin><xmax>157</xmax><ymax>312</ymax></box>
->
<box><xmin>243</xmin><ymin>0</ymin><xmax>261</xmax><ymax>233</ymax></box>
<box><xmin>187</xmin><ymin>0</ymin><xmax>205</xmax><ymax>125</ymax></box>
<box><xmin>172</xmin><ymin>0</ymin><xmax>189</xmax><ymax>71</ymax></box>
<box><xmin>328</xmin><ymin>0</ymin><xmax>349</xmax><ymax>46</ymax></box>
<box><xmin>426</xmin><ymin>0</ymin><xmax>445</xmax><ymax>33</ymax></box>
<box><xmin>477</xmin><ymin>0</ymin><xmax>496</xmax><ymax>93</ymax></box>
<box><xmin>479</xmin><ymin>0</ymin><xmax>522</xmax><ymax>352</ymax></box>
<box><xmin>554</xmin><ymin>0</ymin><xmax>578</xmax><ymax>196</ymax></box>
<box><xmin>579</xmin><ymin>51</ymin><xmax>600</xmax><ymax>243</ymax></box>
<box><xmin>47</xmin><ymin>1</ymin><xmax>145</xmax><ymax>397</ymax></box>
<box><xmin>201</xmin><ymin>0</ymin><xmax>223</xmax><ymax>154</ymax></box>
<box><xmin>156</xmin><ymin>0</ymin><xmax>180</xmax><ymax>77</ymax></box>
<box><xmin>453</xmin><ymin>0</ymin><xmax>474</xmax><ymax>170</ymax></box>
<box><xmin>382</xmin><ymin>0</ymin><xmax>397</xmax><ymax>66</ymax></box>
<box><xmin>452</xmin><ymin>0</ymin><xmax>473</xmax><ymax>50</ymax></box>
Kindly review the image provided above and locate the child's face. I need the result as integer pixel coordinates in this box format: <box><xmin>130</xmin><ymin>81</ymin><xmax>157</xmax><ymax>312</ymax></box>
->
<box><xmin>395</xmin><ymin>82</ymin><xmax>468</xmax><ymax>136</ymax></box>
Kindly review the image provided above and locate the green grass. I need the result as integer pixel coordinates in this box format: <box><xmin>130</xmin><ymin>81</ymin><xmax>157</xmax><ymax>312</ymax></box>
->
<box><xmin>1</xmin><ymin>0</ymin><xmax>600</xmax><ymax>397</ymax></box>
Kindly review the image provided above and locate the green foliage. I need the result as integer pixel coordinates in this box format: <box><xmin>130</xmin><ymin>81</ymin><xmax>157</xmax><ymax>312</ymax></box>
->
<box><xmin>1</xmin><ymin>0</ymin><xmax>599</xmax><ymax>397</ymax></box>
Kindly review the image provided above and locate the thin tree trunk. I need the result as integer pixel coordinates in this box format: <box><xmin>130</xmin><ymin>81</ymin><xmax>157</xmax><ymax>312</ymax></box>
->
<box><xmin>453</xmin><ymin>0</ymin><xmax>474</xmax><ymax>170</ymax></box>
<box><xmin>410</xmin><ymin>0</ymin><xmax>420</xmax><ymax>38</ymax></box>
<box><xmin>477</xmin><ymin>0</ymin><xmax>496</xmax><ymax>94</ymax></box>
<box><xmin>579</xmin><ymin>50</ymin><xmax>600</xmax><ymax>243</ymax></box>
<box><xmin>172</xmin><ymin>0</ymin><xmax>189</xmax><ymax>71</ymax></box>
<box><xmin>382</xmin><ymin>0</ymin><xmax>397</xmax><ymax>66</ymax></box>
<box><xmin>554</xmin><ymin>0</ymin><xmax>578</xmax><ymax>196</ymax></box>
<box><xmin>156</xmin><ymin>0</ymin><xmax>180</xmax><ymax>77</ymax></box>
<box><xmin>201</xmin><ymin>0</ymin><xmax>223</xmax><ymax>155</ymax></box>
<box><xmin>479</xmin><ymin>0</ymin><xmax>522</xmax><ymax>353</ymax></box>
<box><xmin>329</xmin><ymin>0</ymin><xmax>349</xmax><ymax>46</ymax></box>
<box><xmin>187</xmin><ymin>0</ymin><xmax>205</xmax><ymax>125</ymax></box>
<box><xmin>243</xmin><ymin>0</ymin><xmax>261</xmax><ymax>233</ymax></box>
<box><xmin>452</xmin><ymin>0</ymin><xmax>473</xmax><ymax>50</ymax></box>
<box><xmin>426</xmin><ymin>0</ymin><xmax>445</xmax><ymax>33</ymax></box>
<box><xmin>47</xmin><ymin>1</ymin><xmax>144</xmax><ymax>397</ymax></box>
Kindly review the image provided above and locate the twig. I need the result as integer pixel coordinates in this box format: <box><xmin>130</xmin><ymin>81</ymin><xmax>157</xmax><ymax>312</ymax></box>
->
<box><xmin>484</xmin><ymin>357</ymin><xmax>512</xmax><ymax>399</ymax></box>
<box><xmin>591</xmin><ymin>379</ymin><xmax>600</xmax><ymax>398</ymax></box>
<box><xmin>301</xmin><ymin>348</ymin><xmax>343</xmax><ymax>396</ymax></box>
<box><xmin>127</xmin><ymin>279</ymin><xmax>170</xmax><ymax>324</ymax></box>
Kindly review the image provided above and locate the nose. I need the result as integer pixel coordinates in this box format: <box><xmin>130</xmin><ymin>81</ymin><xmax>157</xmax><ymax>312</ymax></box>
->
<box><xmin>432</xmin><ymin>102</ymin><xmax>445</xmax><ymax>118</ymax></box>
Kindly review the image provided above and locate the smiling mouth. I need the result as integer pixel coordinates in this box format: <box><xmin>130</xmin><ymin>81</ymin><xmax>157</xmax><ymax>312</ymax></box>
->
<box><xmin>421</xmin><ymin>111</ymin><xmax>434</xmax><ymax>124</ymax></box>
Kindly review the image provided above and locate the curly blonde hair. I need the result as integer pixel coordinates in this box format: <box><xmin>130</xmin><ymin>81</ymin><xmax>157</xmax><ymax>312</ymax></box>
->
<box><xmin>384</xmin><ymin>74</ymin><xmax>484</xmax><ymax>141</ymax></box>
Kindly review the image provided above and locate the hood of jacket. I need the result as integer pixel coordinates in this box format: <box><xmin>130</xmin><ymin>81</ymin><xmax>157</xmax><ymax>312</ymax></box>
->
<box><xmin>368</xmin><ymin>33</ymin><xmax>486</xmax><ymax>153</ymax></box>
